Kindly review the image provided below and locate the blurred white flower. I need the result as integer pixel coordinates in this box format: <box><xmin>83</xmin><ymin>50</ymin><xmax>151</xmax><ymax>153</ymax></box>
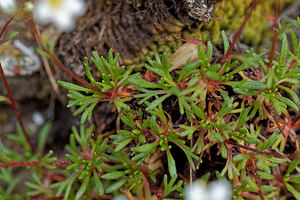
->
<box><xmin>185</xmin><ymin>182</ymin><xmax>209</xmax><ymax>200</ymax></box>
<box><xmin>208</xmin><ymin>181</ymin><xmax>232</xmax><ymax>200</ymax></box>
<box><xmin>113</xmin><ymin>196</ymin><xmax>128</xmax><ymax>200</ymax></box>
<box><xmin>184</xmin><ymin>180</ymin><xmax>232</xmax><ymax>200</ymax></box>
<box><xmin>0</xmin><ymin>0</ymin><xmax>16</xmax><ymax>14</ymax></box>
<box><xmin>33</xmin><ymin>0</ymin><xmax>86</xmax><ymax>32</ymax></box>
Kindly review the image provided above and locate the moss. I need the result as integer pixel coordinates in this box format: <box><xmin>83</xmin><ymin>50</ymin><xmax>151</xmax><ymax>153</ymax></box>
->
<box><xmin>126</xmin><ymin>0</ymin><xmax>294</xmax><ymax>69</ymax></box>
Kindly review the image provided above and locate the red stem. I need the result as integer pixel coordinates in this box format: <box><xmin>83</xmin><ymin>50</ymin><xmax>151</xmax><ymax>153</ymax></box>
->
<box><xmin>141</xmin><ymin>164</ymin><xmax>162</xmax><ymax>200</ymax></box>
<box><xmin>50</xmin><ymin>54</ymin><xmax>105</xmax><ymax>95</ymax></box>
<box><xmin>0</xmin><ymin>63</ymin><xmax>35</xmax><ymax>154</ymax></box>
<box><xmin>26</xmin><ymin>17</ymin><xmax>106</xmax><ymax>96</ymax></box>
<box><xmin>267</xmin><ymin>2</ymin><xmax>280</xmax><ymax>69</ymax></box>
<box><xmin>0</xmin><ymin>17</ymin><xmax>14</xmax><ymax>38</ymax></box>
<box><xmin>226</xmin><ymin>140</ymin><xmax>291</xmax><ymax>159</ymax></box>
<box><xmin>220</xmin><ymin>0</ymin><xmax>260</xmax><ymax>65</ymax></box>
<box><xmin>0</xmin><ymin>160</ymin><xmax>72</xmax><ymax>168</ymax></box>
<box><xmin>30</xmin><ymin>196</ymin><xmax>63</xmax><ymax>200</ymax></box>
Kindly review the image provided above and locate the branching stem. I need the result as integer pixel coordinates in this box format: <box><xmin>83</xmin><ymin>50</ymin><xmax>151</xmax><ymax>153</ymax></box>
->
<box><xmin>226</xmin><ymin>140</ymin><xmax>293</xmax><ymax>159</ymax></box>
<box><xmin>0</xmin><ymin>63</ymin><xmax>35</xmax><ymax>154</ymax></box>
<box><xmin>0</xmin><ymin>160</ymin><xmax>72</xmax><ymax>168</ymax></box>
<box><xmin>0</xmin><ymin>16</ymin><xmax>14</xmax><ymax>38</ymax></box>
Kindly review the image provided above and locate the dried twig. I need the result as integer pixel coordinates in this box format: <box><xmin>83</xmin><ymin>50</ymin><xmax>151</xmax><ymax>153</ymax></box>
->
<box><xmin>220</xmin><ymin>0</ymin><xmax>259</xmax><ymax>65</ymax></box>
<box><xmin>268</xmin><ymin>2</ymin><xmax>280</xmax><ymax>69</ymax></box>
<box><xmin>0</xmin><ymin>63</ymin><xmax>35</xmax><ymax>154</ymax></box>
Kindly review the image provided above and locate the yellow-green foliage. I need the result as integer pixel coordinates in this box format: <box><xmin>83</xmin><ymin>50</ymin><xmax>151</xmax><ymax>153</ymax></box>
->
<box><xmin>126</xmin><ymin>0</ymin><xmax>294</xmax><ymax>69</ymax></box>
<box><xmin>184</xmin><ymin>0</ymin><xmax>294</xmax><ymax>44</ymax></box>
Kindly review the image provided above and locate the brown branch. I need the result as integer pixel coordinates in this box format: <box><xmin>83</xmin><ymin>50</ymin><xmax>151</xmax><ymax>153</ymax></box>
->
<box><xmin>31</xmin><ymin>196</ymin><xmax>64</xmax><ymax>200</ymax></box>
<box><xmin>26</xmin><ymin>18</ymin><xmax>60</xmax><ymax>96</ymax></box>
<box><xmin>26</xmin><ymin>17</ymin><xmax>105</xmax><ymax>97</ymax></box>
<box><xmin>48</xmin><ymin>161</ymin><xmax>73</xmax><ymax>166</ymax></box>
<box><xmin>0</xmin><ymin>63</ymin><xmax>35</xmax><ymax>154</ymax></box>
<box><xmin>50</xmin><ymin>54</ymin><xmax>105</xmax><ymax>95</ymax></box>
<box><xmin>0</xmin><ymin>160</ymin><xmax>72</xmax><ymax>168</ymax></box>
<box><xmin>226</xmin><ymin>140</ymin><xmax>291</xmax><ymax>159</ymax></box>
<box><xmin>141</xmin><ymin>164</ymin><xmax>162</xmax><ymax>200</ymax></box>
<box><xmin>0</xmin><ymin>161</ymin><xmax>40</xmax><ymax>168</ymax></box>
<box><xmin>267</xmin><ymin>2</ymin><xmax>280</xmax><ymax>69</ymax></box>
<box><xmin>220</xmin><ymin>0</ymin><xmax>260</xmax><ymax>65</ymax></box>
<box><xmin>0</xmin><ymin>16</ymin><xmax>14</xmax><ymax>38</ymax></box>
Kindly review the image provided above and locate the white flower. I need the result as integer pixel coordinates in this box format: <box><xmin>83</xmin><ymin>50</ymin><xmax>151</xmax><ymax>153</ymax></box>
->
<box><xmin>184</xmin><ymin>180</ymin><xmax>232</xmax><ymax>200</ymax></box>
<box><xmin>33</xmin><ymin>0</ymin><xmax>86</xmax><ymax>32</ymax></box>
<box><xmin>185</xmin><ymin>182</ymin><xmax>209</xmax><ymax>200</ymax></box>
<box><xmin>113</xmin><ymin>196</ymin><xmax>128</xmax><ymax>200</ymax></box>
<box><xmin>208</xmin><ymin>181</ymin><xmax>232</xmax><ymax>200</ymax></box>
<box><xmin>0</xmin><ymin>0</ymin><xmax>16</xmax><ymax>14</ymax></box>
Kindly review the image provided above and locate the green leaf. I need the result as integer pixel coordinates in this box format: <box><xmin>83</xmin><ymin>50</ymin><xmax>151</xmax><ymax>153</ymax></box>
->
<box><xmin>191</xmin><ymin>103</ymin><xmax>205</xmax><ymax>120</ymax></box>
<box><xmin>105</xmin><ymin>178</ymin><xmax>127</xmax><ymax>193</ymax></box>
<box><xmin>260</xmin><ymin>131</ymin><xmax>279</xmax><ymax>150</ymax></box>
<box><xmin>275</xmin><ymin>94</ymin><xmax>299</xmax><ymax>111</ymax></box>
<box><xmin>131</xmin><ymin>143</ymin><xmax>159</xmax><ymax>153</ymax></box>
<box><xmin>220</xmin><ymin>89</ymin><xmax>232</xmax><ymax>107</ymax></box>
<box><xmin>205</xmin><ymin>41</ymin><xmax>213</xmax><ymax>64</ymax></box>
<box><xmin>221</xmin><ymin>143</ymin><xmax>227</xmax><ymax>158</ymax></box>
<box><xmin>205</xmin><ymin>71</ymin><xmax>220</xmax><ymax>80</ymax></box>
<box><xmin>166</xmin><ymin>149</ymin><xmax>177</xmax><ymax>179</ymax></box>
<box><xmin>150</xmin><ymin>116</ymin><xmax>159</xmax><ymax>135</ymax></box>
<box><xmin>84</xmin><ymin>57</ymin><xmax>96</xmax><ymax>84</ymax></box>
<box><xmin>198</xmin><ymin>42</ymin><xmax>206</xmax><ymax>62</ymax></box>
<box><xmin>188</xmin><ymin>76</ymin><xmax>202</xmax><ymax>86</ymax></box>
<box><xmin>120</xmin><ymin>113</ymin><xmax>136</xmax><ymax>129</ymax></box>
<box><xmin>58</xmin><ymin>81</ymin><xmax>92</xmax><ymax>93</ymax></box>
<box><xmin>7</xmin><ymin>31</ymin><xmax>19</xmax><ymax>40</ymax></box>
<box><xmin>236</xmin><ymin>106</ymin><xmax>250</xmax><ymax>129</ymax></box>
<box><xmin>91</xmin><ymin>51</ymin><xmax>105</xmax><ymax>74</ymax></box>
<box><xmin>271</xmin><ymin>97</ymin><xmax>282</xmax><ymax>115</ymax></box>
<box><xmin>285</xmin><ymin>182</ymin><xmax>300</xmax><ymax>199</ymax></box>
<box><xmin>75</xmin><ymin>175</ymin><xmax>90</xmax><ymax>200</ymax></box>
<box><xmin>126</xmin><ymin>74</ymin><xmax>160</xmax><ymax>88</ymax></box>
<box><xmin>115</xmin><ymin>138</ymin><xmax>133</xmax><ymax>152</ymax></box>
<box><xmin>244</xmin><ymin>137</ymin><xmax>259</xmax><ymax>144</ymax></box>
<box><xmin>256</xmin><ymin>171</ymin><xmax>275</xmax><ymax>180</ymax></box>
<box><xmin>233</xmin><ymin>154</ymin><xmax>249</xmax><ymax>162</ymax></box>
<box><xmin>287</xmin><ymin>160</ymin><xmax>300</xmax><ymax>174</ymax></box>
<box><xmin>102</xmin><ymin>171</ymin><xmax>126</xmax><ymax>180</ymax></box>
<box><xmin>290</xmin><ymin>31</ymin><xmax>298</xmax><ymax>54</ymax></box>
<box><xmin>36</xmin><ymin>48</ymin><xmax>50</xmax><ymax>58</ymax></box>
<box><xmin>37</xmin><ymin>122</ymin><xmax>52</xmax><ymax>153</ymax></box>
<box><xmin>93</xmin><ymin>170</ymin><xmax>104</xmax><ymax>195</ymax></box>
<box><xmin>277</xmin><ymin>78</ymin><xmax>300</xmax><ymax>85</ymax></box>
<box><xmin>146</xmin><ymin>93</ymin><xmax>171</xmax><ymax>111</ymax></box>
<box><xmin>174</xmin><ymin>141</ymin><xmax>198</xmax><ymax>170</ymax></box>
<box><xmin>261</xmin><ymin>185</ymin><xmax>276</xmax><ymax>193</ymax></box>
<box><xmin>243</xmin><ymin>81</ymin><xmax>267</xmax><ymax>90</ymax></box>
<box><xmin>179</xmin><ymin>125</ymin><xmax>199</xmax><ymax>139</ymax></box>
<box><xmin>289</xmin><ymin>175</ymin><xmax>300</xmax><ymax>184</ymax></box>
<box><xmin>278</xmin><ymin>85</ymin><xmax>300</xmax><ymax>105</ymax></box>
<box><xmin>221</xmin><ymin>30</ymin><xmax>229</xmax><ymax>54</ymax></box>
<box><xmin>80</xmin><ymin>101</ymin><xmax>98</xmax><ymax>124</ymax></box>
<box><xmin>178</xmin><ymin>60</ymin><xmax>201</xmax><ymax>82</ymax></box>
<box><xmin>210</xmin><ymin>130</ymin><xmax>224</xmax><ymax>142</ymax></box>
<box><xmin>278</xmin><ymin>33</ymin><xmax>288</xmax><ymax>67</ymax></box>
